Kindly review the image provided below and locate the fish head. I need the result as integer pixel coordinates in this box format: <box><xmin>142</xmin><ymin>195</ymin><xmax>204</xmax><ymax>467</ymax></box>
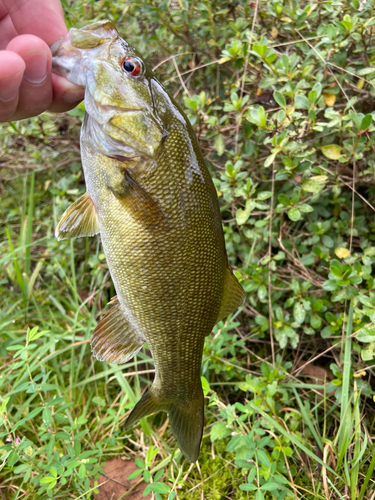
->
<box><xmin>51</xmin><ymin>20</ymin><xmax>166</xmax><ymax>158</ymax></box>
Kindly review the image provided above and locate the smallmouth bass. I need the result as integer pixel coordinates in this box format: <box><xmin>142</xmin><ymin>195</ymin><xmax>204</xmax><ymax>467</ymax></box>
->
<box><xmin>51</xmin><ymin>20</ymin><xmax>244</xmax><ymax>462</ymax></box>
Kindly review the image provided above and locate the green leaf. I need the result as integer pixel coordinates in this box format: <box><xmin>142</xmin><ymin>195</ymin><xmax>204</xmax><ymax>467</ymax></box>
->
<box><xmin>287</xmin><ymin>207</ymin><xmax>301</xmax><ymax>221</ymax></box>
<box><xmin>7</xmin><ymin>450</ymin><xmax>19</xmax><ymax>467</ymax></box>
<box><xmin>201</xmin><ymin>376</ymin><xmax>210</xmax><ymax>395</ymax></box>
<box><xmin>264</xmin><ymin>152</ymin><xmax>277</xmax><ymax>167</ymax></box>
<box><xmin>236</xmin><ymin>207</ymin><xmax>251</xmax><ymax>225</ymax></box>
<box><xmin>301</xmin><ymin>179</ymin><xmax>320</xmax><ymax>193</ymax></box>
<box><xmin>149</xmin><ymin>483</ymin><xmax>171</xmax><ymax>494</ymax></box>
<box><xmin>154</xmin><ymin>468</ymin><xmax>165</xmax><ymax>482</ymax></box>
<box><xmin>143</xmin><ymin>469</ymin><xmax>151</xmax><ymax>483</ymax></box>
<box><xmin>361</xmin><ymin>343</ymin><xmax>375</xmax><ymax>361</ymax></box>
<box><xmin>78</xmin><ymin>463</ymin><xmax>86</xmax><ymax>479</ymax></box>
<box><xmin>257</xmin><ymin>106</ymin><xmax>267</xmax><ymax>128</ymax></box>
<box><xmin>257</xmin><ymin>191</ymin><xmax>272</xmax><ymax>200</ymax></box>
<box><xmin>258</xmin><ymin>284</ymin><xmax>267</xmax><ymax>301</ymax></box>
<box><xmin>360</xmin><ymin>114</ymin><xmax>372</xmax><ymax>131</ymax></box>
<box><xmin>12</xmin><ymin>407</ymin><xmax>44</xmax><ymax>432</ymax></box>
<box><xmin>214</xmin><ymin>134</ymin><xmax>225</xmax><ymax>156</ymax></box>
<box><xmin>135</xmin><ymin>458</ymin><xmax>145</xmax><ymax>469</ymax></box>
<box><xmin>210</xmin><ymin>422</ymin><xmax>231</xmax><ymax>441</ymax></box>
<box><xmin>127</xmin><ymin>469</ymin><xmax>144</xmax><ymax>480</ymax></box>
<box><xmin>321</xmin><ymin>144</ymin><xmax>343</xmax><ymax>160</ymax></box>
<box><xmin>277</xmin><ymin>194</ymin><xmax>290</xmax><ymax>206</ymax></box>
<box><xmin>330</xmin><ymin>259</ymin><xmax>343</xmax><ymax>278</ymax></box>
<box><xmin>298</xmin><ymin>203</ymin><xmax>313</xmax><ymax>213</ymax></box>
<box><xmin>14</xmin><ymin>464</ymin><xmax>30</xmax><ymax>475</ymax></box>
<box><xmin>313</xmin><ymin>82</ymin><xmax>322</xmax><ymax>98</ymax></box>
<box><xmin>42</xmin><ymin>408</ymin><xmax>52</xmax><ymax>427</ymax></box>
<box><xmin>310</xmin><ymin>314</ymin><xmax>321</xmax><ymax>329</ymax></box>
<box><xmin>293</xmin><ymin>302</ymin><xmax>306</xmax><ymax>324</ymax></box>
<box><xmin>6</xmin><ymin>345</ymin><xmax>24</xmax><ymax>351</ymax></box>
<box><xmin>295</xmin><ymin>95</ymin><xmax>310</xmax><ymax>110</ymax></box>
<box><xmin>308</xmin><ymin>89</ymin><xmax>318</xmax><ymax>104</ymax></box>
<box><xmin>256</xmin><ymin>449</ymin><xmax>271</xmax><ymax>467</ymax></box>
<box><xmin>357</xmin><ymin>327</ymin><xmax>375</xmax><ymax>343</ymax></box>
<box><xmin>256</xmin><ymin>488</ymin><xmax>265</xmax><ymax>500</ymax></box>
<box><xmin>322</xmin><ymin>235</ymin><xmax>334</xmax><ymax>248</ymax></box>
<box><xmin>273</xmin><ymin>91</ymin><xmax>286</xmax><ymax>108</ymax></box>
<box><xmin>260</xmin><ymin>482</ymin><xmax>282</xmax><ymax>491</ymax></box>
<box><xmin>312</xmin><ymin>299</ymin><xmax>323</xmax><ymax>312</ymax></box>
<box><xmin>239</xmin><ymin>483</ymin><xmax>258</xmax><ymax>491</ymax></box>
<box><xmin>40</xmin><ymin>476</ymin><xmax>56</xmax><ymax>485</ymax></box>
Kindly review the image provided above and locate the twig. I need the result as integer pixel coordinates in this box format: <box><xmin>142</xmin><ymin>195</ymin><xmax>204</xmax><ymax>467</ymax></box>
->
<box><xmin>319</xmin><ymin>165</ymin><xmax>375</xmax><ymax>213</ymax></box>
<box><xmin>268</xmin><ymin>166</ymin><xmax>275</xmax><ymax>366</ymax></box>
<box><xmin>172</xmin><ymin>57</ymin><xmax>191</xmax><ymax>99</ymax></box>
<box><xmin>152</xmin><ymin>52</ymin><xmax>194</xmax><ymax>71</ymax></box>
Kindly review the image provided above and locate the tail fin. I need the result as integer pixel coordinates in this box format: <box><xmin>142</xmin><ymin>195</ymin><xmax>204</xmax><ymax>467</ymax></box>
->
<box><xmin>168</xmin><ymin>393</ymin><xmax>204</xmax><ymax>462</ymax></box>
<box><xmin>125</xmin><ymin>387</ymin><xmax>167</xmax><ymax>429</ymax></box>
<box><xmin>125</xmin><ymin>385</ymin><xmax>204</xmax><ymax>463</ymax></box>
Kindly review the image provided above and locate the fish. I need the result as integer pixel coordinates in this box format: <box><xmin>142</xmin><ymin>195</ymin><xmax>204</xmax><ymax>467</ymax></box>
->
<box><xmin>51</xmin><ymin>20</ymin><xmax>244</xmax><ymax>462</ymax></box>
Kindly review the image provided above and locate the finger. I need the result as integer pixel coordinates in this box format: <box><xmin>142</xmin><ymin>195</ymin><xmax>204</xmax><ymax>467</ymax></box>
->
<box><xmin>6</xmin><ymin>34</ymin><xmax>52</xmax><ymax>120</ymax></box>
<box><xmin>0</xmin><ymin>6</ymin><xmax>18</xmax><ymax>50</ymax></box>
<box><xmin>49</xmin><ymin>73</ymin><xmax>84</xmax><ymax>113</ymax></box>
<box><xmin>2</xmin><ymin>0</ymin><xmax>67</xmax><ymax>46</ymax></box>
<box><xmin>0</xmin><ymin>50</ymin><xmax>25</xmax><ymax>121</ymax></box>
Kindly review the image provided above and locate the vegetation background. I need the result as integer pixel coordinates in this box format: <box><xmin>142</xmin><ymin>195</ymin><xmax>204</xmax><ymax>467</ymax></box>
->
<box><xmin>1</xmin><ymin>0</ymin><xmax>375</xmax><ymax>498</ymax></box>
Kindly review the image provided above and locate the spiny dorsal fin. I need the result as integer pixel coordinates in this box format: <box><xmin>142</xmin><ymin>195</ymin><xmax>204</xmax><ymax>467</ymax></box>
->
<box><xmin>55</xmin><ymin>192</ymin><xmax>99</xmax><ymax>240</ymax></box>
<box><xmin>216</xmin><ymin>268</ymin><xmax>245</xmax><ymax>323</ymax></box>
<box><xmin>91</xmin><ymin>296</ymin><xmax>145</xmax><ymax>365</ymax></box>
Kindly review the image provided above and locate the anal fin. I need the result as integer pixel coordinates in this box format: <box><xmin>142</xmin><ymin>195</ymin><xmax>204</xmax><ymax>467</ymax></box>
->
<box><xmin>216</xmin><ymin>268</ymin><xmax>245</xmax><ymax>323</ymax></box>
<box><xmin>56</xmin><ymin>192</ymin><xmax>100</xmax><ymax>240</ymax></box>
<box><xmin>91</xmin><ymin>296</ymin><xmax>145</xmax><ymax>364</ymax></box>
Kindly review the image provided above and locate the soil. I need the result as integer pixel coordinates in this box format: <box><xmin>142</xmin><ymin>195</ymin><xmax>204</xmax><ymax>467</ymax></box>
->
<box><xmin>93</xmin><ymin>458</ymin><xmax>152</xmax><ymax>500</ymax></box>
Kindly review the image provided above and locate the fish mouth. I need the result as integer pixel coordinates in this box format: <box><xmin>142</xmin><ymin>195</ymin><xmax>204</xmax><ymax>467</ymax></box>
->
<box><xmin>50</xmin><ymin>38</ymin><xmax>63</xmax><ymax>57</ymax></box>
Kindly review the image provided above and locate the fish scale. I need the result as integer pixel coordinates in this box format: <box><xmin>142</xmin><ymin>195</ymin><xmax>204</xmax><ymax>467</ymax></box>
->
<box><xmin>52</xmin><ymin>19</ymin><xmax>244</xmax><ymax>462</ymax></box>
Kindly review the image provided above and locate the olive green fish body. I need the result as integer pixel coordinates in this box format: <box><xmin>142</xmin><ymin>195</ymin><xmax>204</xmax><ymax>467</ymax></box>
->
<box><xmin>82</xmin><ymin>113</ymin><xmax>226</xmax><ymax>389</ymax></box>
<box><xmin>52</xmin><ymin>20</ymin><xmax>244</xmax><ymax>462</ymax></box>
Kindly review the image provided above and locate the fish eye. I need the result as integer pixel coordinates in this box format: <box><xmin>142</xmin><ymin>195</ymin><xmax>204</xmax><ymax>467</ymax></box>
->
<box><xmin>122</xmin><ymin>57</ymin><xmax>142</xmax><ymax>77</ymax></box>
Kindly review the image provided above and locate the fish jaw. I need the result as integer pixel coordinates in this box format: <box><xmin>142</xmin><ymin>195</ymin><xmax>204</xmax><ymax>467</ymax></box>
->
<box><xmin>51</xmin><ymin>33</ymin><xmax>88</xmax><ymax>87</ymax></box>
<box><xmin>51</xmin><ymin>20</ymin><xmax>119</xmax><ymax>87</ymax></box>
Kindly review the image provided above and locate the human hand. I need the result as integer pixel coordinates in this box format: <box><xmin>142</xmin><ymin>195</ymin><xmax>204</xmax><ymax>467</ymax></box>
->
<box><xmin>0</xmin><ymin>0</ymin><xmax>84</xmax><ymax>122</ymax></box>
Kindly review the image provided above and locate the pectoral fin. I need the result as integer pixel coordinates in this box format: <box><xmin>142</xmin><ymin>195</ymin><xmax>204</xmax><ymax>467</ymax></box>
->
<box><xmin>55</xmin><ymin>192</ymin><xmax>99</xmax><ymax>240</ymax></box>
<box><xmin>216</xmin><ymin>268</ymin><xmax>245</xmax><ymax>323</ymax></box>
<box><xmin>91</xmin><ymin>296</ymin><xmax>145</xmax><ymax>364</ymax></box>
<box><xmin>105</xmin><ymin>160</ymin><xmax>168</xmax><ymax>229</ymax></box>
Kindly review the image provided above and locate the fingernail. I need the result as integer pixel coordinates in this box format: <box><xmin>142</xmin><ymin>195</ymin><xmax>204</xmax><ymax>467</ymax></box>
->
<box><xmin>0</xmin><ymin>71</ymin><xmax>22</xmax><ymax>102</ymax></box>
<box><xmin>63</xmin><ymin>89</ymin><xmax>85</xmax><ymax>103</ymax></box>
<box><xmin>24</xmin><ymin>52</ymin><xmax>48</xmax><ymax>84</ymax></box>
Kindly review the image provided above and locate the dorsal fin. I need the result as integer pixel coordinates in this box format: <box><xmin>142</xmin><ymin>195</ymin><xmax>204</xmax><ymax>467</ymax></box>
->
<box><xmin>91</xmin><ymin>296</ymin><xmax>145</xmax><ymax>365</ymax></box>
<box><xmin>216</xmin><ymin>268</ymin><xmax>245</xmax><ymax>323</ymax></box>
<box><xmin>55</xmin><ymin>192</ymin><xmax>100</xmax><ymax>240</ymax></box>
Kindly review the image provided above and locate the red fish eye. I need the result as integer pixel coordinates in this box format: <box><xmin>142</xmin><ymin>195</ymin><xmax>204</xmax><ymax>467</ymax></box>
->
<box><xmin>122</xmin><ymin>57</ymin><xmax>141</xmax><ymax>77</ymax></box>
